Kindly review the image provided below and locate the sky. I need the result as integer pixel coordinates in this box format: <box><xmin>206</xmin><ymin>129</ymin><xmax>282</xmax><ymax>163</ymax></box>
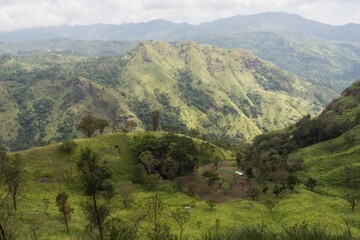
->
<box><xmin>1</xmin><ymin>0</ymin><xmax>360</xmax><ymax>31</ymax></box>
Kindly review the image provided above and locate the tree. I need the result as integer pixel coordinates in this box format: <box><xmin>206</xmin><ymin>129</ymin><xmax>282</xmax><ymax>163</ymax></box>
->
<box><xmin>206</xmin><ymin>199</ymin><xmax>217</xmax><ymax>210</ymax></box>
<box><xmin>77</xmin><ymin>114</ymin><xmax>98</xmax><ymax>138</ymax></box>
<box><xmin>106</xmin><ymin>213</ymin><xmax>146</xmax><ymax>240</ymax></box>
<box><xmin>202</xmin><ymin>170</ymin><xmax>220</xmax><ymax>190</ymax></box>
<box><xmin>139</xmin><ymin>151</ymin><xmax>156</xmax><ymax>174</ymax></box>
<box><xmin>264</xmin><ymin>200</ymin><xmax>278</xmax><ymax>213</ymax></box>
<box><xmin>77</xmin><ymin>147</ymin><xmax>113</xmax><ymax>240</ymax></box>
<box><xmin>0</xmin><ymin>188</ymin><xmax>19</xmax><ymax>240</ymax></box>
<box><xmin>132</xmin><ymin>163</ymin><xmax>147</xmax><ymax>185</ymax></box>
<box><xmin>246</xmin><ymin>186</ymin><xmax>260</xmax><ymax>200</ymax></box>
<box><xmin>56</xmin><ymin>192</ymin><xmax>73</xmax><ymax>234</ymax></box>
<box><xmin>160</xmin><ymin>157</ymin><xmax>179</xmax><ymax>180</ymax></box>
<box><xmin>287</xmin><ymin>174</ymin><xmax>299</xmax><ymax>193</ymax></box>
<box><xmin>150</xmin><ymin>111</ymin><xmax>160</xmax><ymax>132</ymax></box>
<box><xmin>118</xmin><ymin>181</ymin><xmax>135</xmax><ymax>208</ymax></box>
<box><xmin>272</xmin><ymin>184</ymin><xmax>283</xmax><ymax>198</ymax></box>
<box><xmin>58</xmin><ymin>140</ymin><xmax>77</xmax><ymax>154</ymax></box>
<box><xmin>346</xmin><ymin>194</ymin><xmax>359</xmax><ymax>211</ymax></box>
<box><xmin>144</xmin><ymin>193</ymin><xmax>174</xmax><ymax>239</ymax></box>
<box><xmin>245</xmin><ymin>167</ymin><xmax>254</xmax><ymax>186</ymax></box>
<box><xmin>96</xmin><ymin>118</ymin><xmax>109</xmax><ymax>134</ymax></box>
<box><xmin>305</xmin><ymin>177</ymin><xmax>317</xmax><ymax>191</ymax></box>
<box><xmin>4</xmin><ymin>156</ymin><xmax>23</xmax><ymax>211</ymax></box>
<box><xmin>171</xmin><ymin>209</ymin><xmax>191</xmax><ymax>240</ymax></box>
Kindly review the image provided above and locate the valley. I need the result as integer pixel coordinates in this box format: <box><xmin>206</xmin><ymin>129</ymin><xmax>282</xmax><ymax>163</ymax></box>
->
<box><xmin>1</xmin><ymin>9</ymin><xmax>360</xmax><ymax>240</ymax></box>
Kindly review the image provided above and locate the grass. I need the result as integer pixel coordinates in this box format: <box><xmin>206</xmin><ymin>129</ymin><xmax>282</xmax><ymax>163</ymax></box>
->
<box><xmin>2</xmin><ymin>131</ymin><xmax>359</xmax><ymax>239</ymax></box>
<box><xmin>290</xmin><ymin>125</ymin><xmax>360</xmax><ymax>193</ymax></box>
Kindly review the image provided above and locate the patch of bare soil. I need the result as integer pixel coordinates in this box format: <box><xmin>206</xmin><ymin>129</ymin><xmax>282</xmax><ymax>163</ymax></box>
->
<box><xmin>180</xmin><ymin>161</ymin><xmax>250</xmax><ymax>203</ymax></box>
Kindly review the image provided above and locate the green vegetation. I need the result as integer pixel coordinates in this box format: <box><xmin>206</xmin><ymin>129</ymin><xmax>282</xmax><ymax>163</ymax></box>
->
<box><xmin>1</xmin><ymin>36</ymin><xmax>360</xmax><ymax>239</ymax></box>
<box><xmin>0</xmin><ymin>129</ymin><xmax>358</xmax><ymax>239</ymax></box>
<box><xmin>0</xmin><ymin>41</ymin><xmax>336</xmax><ymax>150</ymax></box>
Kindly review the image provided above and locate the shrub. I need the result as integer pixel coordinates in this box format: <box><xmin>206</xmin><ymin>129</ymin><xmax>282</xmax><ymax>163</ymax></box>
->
<box><xmin>59</xmin><ymin>140</ymin><xmax>77</xmax><ymax>154</ymax></box>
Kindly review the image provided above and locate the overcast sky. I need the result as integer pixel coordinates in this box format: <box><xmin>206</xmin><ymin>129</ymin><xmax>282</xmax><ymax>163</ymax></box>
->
<box><xmin>1</xmin><ymin>0</ymin><xmax>360</xmax><ymax>32</ymax></box>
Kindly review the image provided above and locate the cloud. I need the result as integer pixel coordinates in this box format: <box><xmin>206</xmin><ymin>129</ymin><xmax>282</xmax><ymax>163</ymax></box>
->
<box><xmin>0</xmin><ymin>0</ymin><xmax>359</xmax><ymax>31</ymax></box>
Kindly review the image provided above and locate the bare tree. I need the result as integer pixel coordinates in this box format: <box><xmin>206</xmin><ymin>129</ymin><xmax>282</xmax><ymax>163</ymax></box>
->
<box><xmin>3</xmin><ymin>155</ymin><xmax>23</xmax><ymax>211</ymax></box>
<box><xmin>171</xmin><ymin>208</ymin><xmax>191</xmax><ymax>240</ymax></box>
<box><xmin>118</xmin><ymin>181</ymin><xmax>135</xmax><ymax>208</ymax></box>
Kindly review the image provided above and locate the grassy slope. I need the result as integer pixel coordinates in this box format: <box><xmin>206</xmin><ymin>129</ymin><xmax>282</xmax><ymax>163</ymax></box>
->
<box><xmin>0</xmin><ymin>41</ymin><xmax>337</xmax><ymax>148</ymax></box>
<box><xmin>122</xmin><ymin>41</ymin><xmax>336</xmax><ymax>140</ymax></box>
<box><xmin>6</xmin><ymin>132</ymin><xmax>360</xmax><ymax>239</ymax></box>
<box><xmin>291</xmin><ymin>125</ymin><xmax>360</xmax><ymax>194</ymax></box>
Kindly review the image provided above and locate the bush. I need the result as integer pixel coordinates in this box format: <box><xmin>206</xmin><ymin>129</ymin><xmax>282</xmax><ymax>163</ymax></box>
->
<box><xmin>58</xmin><ymin>140</ymin><xmax>77</xmax><ymax>154</ymax></box>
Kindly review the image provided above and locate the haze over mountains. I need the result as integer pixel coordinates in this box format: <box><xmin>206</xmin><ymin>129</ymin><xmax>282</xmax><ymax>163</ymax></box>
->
<box><xmin>1</xmin><ymin>12</ymin><xmax>360</xmax><ymax>42</ymax></box>
<box><xmin>1</xmin><ymin>12</ymin><xmax>360</xmax><ymax>91</ymax></box>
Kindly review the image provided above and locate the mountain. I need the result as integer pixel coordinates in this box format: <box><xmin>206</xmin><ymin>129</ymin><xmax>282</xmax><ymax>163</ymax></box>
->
<box><xmin>0</xmin><ymin>41</ymin><xmax>336</xmax><ymax>150</ymax></box>
<box><xmin>0</xmin><ymin>38</ymin><xmax>138</xmax><ymax>56</ymax></box>
<box><xmin>197</xmin><ymin>12</ymin><xmax>360</xmax><ymax>42</ymax></box>
<box><xmin>1</xmin><ymin>12</ymin><xmax>360</xmax><ymax>91</ymax></box>
<box><xmin>2</xmin><ymin>80</ymin><xmax>360</xmax><ymax>238</ymax></box>
<box><xmin>1</xmin><ymin>12</ymin><xmax>360</xmax><ymax>42</ymax></box>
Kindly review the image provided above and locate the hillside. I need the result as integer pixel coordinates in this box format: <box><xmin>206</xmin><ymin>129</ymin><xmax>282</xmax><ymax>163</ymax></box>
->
<box><xmin>1</xmin><ymin>12</ymin><xmax>360</xmax><ymax>91</ymax></box>
<box><xmin>0</xmin><ymin>41</ymin><xmax>336</xmax><ymax>150</ymax></box>
<box><xmin>1</xmin><ymin>132</ymin><xmax>359</xmax><ymax>239</ymax></box>
<box><xmin>242</xmin><ymin>78</ymin><xmax>360</xmax><ymax>197</ymax></box>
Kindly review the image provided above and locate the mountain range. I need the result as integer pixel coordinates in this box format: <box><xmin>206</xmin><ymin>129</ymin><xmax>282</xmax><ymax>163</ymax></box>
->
<box><xmin>0</xmin><ymin>41</ymin><xmax>336</xmax><ymax>150</ymax></box>
<box><xmin>1</xmin><ymin>12</ymin><xmax>360</xmax><ymax>91</ymax></box>
<box><xmin>1</xmin><ymin>12</ymin><xmax>360</xmax><ymax>42</ymax></box>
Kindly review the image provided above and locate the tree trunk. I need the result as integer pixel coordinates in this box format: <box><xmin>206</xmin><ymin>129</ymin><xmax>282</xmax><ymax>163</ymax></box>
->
<box><xmin>9</xmin><ymin>185</ymin><xmax>17</xmax><ymax>211</ymax></box>
<box><xmin>0</xmin><ymin>223</ymin><xmax>6</xmax><ymax>240</ymax></box>
<box><xmin>92</xmin><ymin>194</ymin><xmax>103</xmax><ymax>240</ymax></box>
<box><xmin>62</xmin><ymin>205</ymin><xmax>70</xmax><ymax>234</ymax></box>
<box><xmin>180</xmin><ymin>226</ymin><xmax>183</xmax><ymax>240</ymax></box>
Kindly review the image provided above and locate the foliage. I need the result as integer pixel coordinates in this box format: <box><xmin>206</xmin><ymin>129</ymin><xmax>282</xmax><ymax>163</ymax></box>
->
<box><xmin>206</xmin><ymin>199</ymin><xmax>217</xmax><ymax>210</ymax></box>
<box><xmin>202</xmin><ymin>171</ymin><xmax>220</xmax><ymax>190</ymax></box>
<box><xmin>77</xmin><ymin>114</ymin><xmax>110</xmax><ymax>138</ymax></box>
<box><xmin>305</xmin><ymin>177</ymin><xmax>317</xmax><ymax>191</ymax></box>
<box><xmin>246</xmin><ymin>186</ymin><xmax>260</xmax><ymax>200</ymax></box>
<box><xmin>171</xmin><ymin>208</ymin><xmax>191</xmax><ymax>240</ymax></box>
<box><xmin>132</xmin><ymin>163</ymin><xmax>147</xmax><ymax>185</ymax></box>
<box><xmin>58</xmin><ymin>140</ymin><xmax>77</xmax><ymax>154</ymax></box>
<box><xmin>118</xmin><ymin>181</ymin><xmax>135</xmax><ymax>208</ymax></box>
<box><xmin>55</xmin><ymin>192</ymin><xmax>73</xmax><ymax>234</ymax></box>
<box><xmin>144</xmin><ymin>193</ymin><xmax>175</xmax><ymax>240</ymax></box>
<box><xmin>3</xmin><ymin>155</ymin><xmax>23</xmax><ymax>211</ymax></box>
<box><xmin>77</xmin><ymin>147</ymin><xmax>114</xmax><ymax>239</ymax></box>
<box><xmin>150</xmin><ymin>111</ymin><xmax>160</xmax><ymax>132</ymax></box>
<box><xmin>133</xmin><ymin>134</ymin><xmax>199</xmax><ymax>180</ymax></box>
<box><xmin>287</xmin><ymin>174</ymin><xmax>299</xmax><ymax>193</ymax></box>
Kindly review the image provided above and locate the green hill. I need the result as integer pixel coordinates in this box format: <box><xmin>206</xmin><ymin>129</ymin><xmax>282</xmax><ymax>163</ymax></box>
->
<box><xmin>1</xmin><ymin>132</ymin><xmax>359</xmax><ymax>239</ymax></box>
<box><xmin>0</xmin><ymin>41</ymin><xmax>336</xmax><ymax>150</ymax></box>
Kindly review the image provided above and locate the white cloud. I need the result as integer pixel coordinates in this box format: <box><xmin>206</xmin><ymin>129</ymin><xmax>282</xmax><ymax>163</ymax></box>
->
<box><xmin>0</xmin><ymin>0</ymin><xmax>359</xmax><ymax>31</ymax></box>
